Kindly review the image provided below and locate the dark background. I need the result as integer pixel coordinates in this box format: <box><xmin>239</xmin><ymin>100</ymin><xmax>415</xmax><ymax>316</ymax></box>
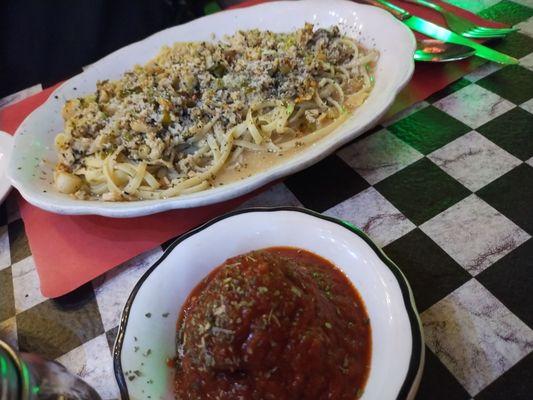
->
<box><xmin>0</xmin><ymin>0</ymin><xmax>241</xmax><ymax>98</ymax></box>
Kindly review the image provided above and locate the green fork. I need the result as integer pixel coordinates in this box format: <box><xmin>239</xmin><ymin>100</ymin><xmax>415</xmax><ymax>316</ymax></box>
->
<box><xmin>402</xmin><ymin>0</ymin><xmax>518</xmax><ymax>38</ymax></box>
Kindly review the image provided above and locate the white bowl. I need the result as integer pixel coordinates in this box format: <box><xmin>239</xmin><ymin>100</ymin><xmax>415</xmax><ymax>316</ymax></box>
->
<box><xmin>7</xmin><ymin>0</ymin><xmax>415</xmax><ymax>218</ymax></box>
<box><xmin>0</xmin><ymin>131</ymin><xmax>13</xmax><ymax>204</ymax></box>
<box><xmin>113</xmin><ymin>208</ymin><xmax>424</xmax><ymax>399</ymax></box>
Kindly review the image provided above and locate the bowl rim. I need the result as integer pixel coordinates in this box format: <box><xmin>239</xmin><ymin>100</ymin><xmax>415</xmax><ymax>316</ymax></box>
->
<box><xmin>112</xmin><ymin>207</ymin><xmax>424</xmax><ymax>399</ymax></box>
<box><xmin>0</xmin><ymin>131</ymin><xmax>13</xmax><ymax>204</ymax></box>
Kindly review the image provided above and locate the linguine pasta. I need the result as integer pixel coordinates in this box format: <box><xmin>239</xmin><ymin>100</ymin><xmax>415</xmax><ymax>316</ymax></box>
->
<box><xmin>54</xmin><ymin>24</ymin><xmax>378</xmax><ymax>201</ymax></box>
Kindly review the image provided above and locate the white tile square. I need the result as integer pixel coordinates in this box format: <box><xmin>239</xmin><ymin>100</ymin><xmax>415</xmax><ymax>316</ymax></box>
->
<box><xmin>56</xmin><ymin>334</ymin><xmax>119</xmax><ymax>400</ymax></box>
<box><xmin>420</xmin><ymin>195</ymin><xmax>530</xmax><ymax>275</ymax></box>
<box><xmin>519</xmin><ymin>52</ymin><xmax>533</xmax><ymax>71</ymax></box>
<box><xmin>434</xmin><ymin>84</ymin><xmax>515</xmax><ymax>129</ymax></box>
<box><xmin>337</xmin><ymin>129</ymin><xmax>423</xmax><ymax>185</ymax></box>
<box><xmin>464</xmin><ymin>62</ymin><xmax>502</xmax><ymax>83</ymax></box>
<box><xmin>512</xmin><ymin>0</ymin><xmax>533</xmax><ymax>8</ymax></box>
<box><xmin>382</xmin><ymin>101</ymin><xmax>429</xmax><ymax>127</ymax></box>
<box><xmin>237</xmin><ymin>183</ymin><xmax>301</xmax><ymax>208</ymax></box>
<box><xmin>516</xmin><ymin>15</ymin><xmax>533</xmax><ymax>38</ymax></box>
<box><xmin>526</xmin><ymin>156</ymin><xmax>533</xmax><ymax>167</ymax></box>
<box><xmin>0</xmin><ymin>225</ymin><xmax>10</xmax><ymax>271</ymax></box>
<box><xmin>93</xmin><ymin>247</ymin><xmax>163</xmax><ymax>332</ymax></box>
<box><xmin>0</xmin><ymin>317</ymin><xmax>17</xmax><ymax>349</ymax></box>
<box><xmin>520</xmin><ymin>97</ymin><xmax>533</xmax><ymax>114</ymax></box>
<box><xmin>428</xmin><ymin>131</ymin><xmax>522</xmax><ymax>191</ymax></box>
<box><xmin>324</xmin><ymin>187</ymin><xmax>416</xmax><ymax>247</ymax></box>
<box><xmin>11</xmin><ymin>256</ymin><xmax>47</xmax><ymax>313</ymax></box>
<box><xmin>422</xmin><ymin>279</ymin><xmax>533</xmax><ymax>396</ymax></box>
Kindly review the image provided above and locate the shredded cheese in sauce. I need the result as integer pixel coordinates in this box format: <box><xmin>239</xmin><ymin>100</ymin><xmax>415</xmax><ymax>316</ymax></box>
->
<box><xmin>54</xmin><ymin>24</ymin><xmax>378</xmax><ymax>201</ymax></box>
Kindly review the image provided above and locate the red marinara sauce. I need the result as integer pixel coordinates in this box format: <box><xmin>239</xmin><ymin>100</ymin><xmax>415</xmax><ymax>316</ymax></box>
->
<box><xmin>174</xmin><ymin>247</ymin><xmax>371</xmax><ymax>400</ymax></box>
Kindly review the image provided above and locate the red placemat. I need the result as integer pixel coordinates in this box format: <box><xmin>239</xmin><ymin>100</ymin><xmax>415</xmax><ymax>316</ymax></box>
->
<box><xmin>0</xmin><ymin>0</ymin><xmax>505</xmax><ymax>297</ymax></box>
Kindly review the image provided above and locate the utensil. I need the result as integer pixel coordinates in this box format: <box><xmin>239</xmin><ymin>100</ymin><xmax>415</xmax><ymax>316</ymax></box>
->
<box><xmin>113</xmin><ymin>208</ymin><xmax>424</xmax><ymax>400</ymax></box>
<box><xmin>0</xmin><ymin>130</ymin><xmax>13</xmax><ymax>204</ymax></box>
<box><xmin>365</xmin><ymin>0</ymin><xmax>518</xmax><ymax>64</ymax></box>
<box><xmin>402</xmin><ymin>0</ymin><xmax>517</xmax><ymax>38</ymax></box>
<box><xmin>415</xmin><ymin>38</ymin><xmax>475</xmax><ymax>61</ymax></box>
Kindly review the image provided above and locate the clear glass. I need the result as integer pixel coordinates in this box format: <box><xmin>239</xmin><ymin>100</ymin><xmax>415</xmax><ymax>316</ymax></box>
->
<box><xmin>0</xmin><ymin>340</ymin><xmax>101</xmax><ymax>400</ymax></box>
<box><xmin>21</xmin><ymin>353</ymin><xmax>102</xmax><ymax>400</ymax></box>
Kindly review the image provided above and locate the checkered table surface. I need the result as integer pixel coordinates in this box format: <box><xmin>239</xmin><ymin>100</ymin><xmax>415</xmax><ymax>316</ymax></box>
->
<box><xmin>1</xmin><ymin>1</ymin><xmax>533</xmax><ymax>398</ymax></box>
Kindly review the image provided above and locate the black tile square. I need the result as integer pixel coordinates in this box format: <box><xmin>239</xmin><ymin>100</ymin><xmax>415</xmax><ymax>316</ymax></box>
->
<box><xmin>477</xmin><ymin>164</ymin><xmax>533</xmax><ymax>234</ymax></box>
<box><xmin>0</xmin><ymin>267</ymin><xmax>15</xmax><ymax>322</ymax></box>
<box><xmin>52</xmin><ymin>281</ymin><xmax>96</xmax><ymax>309</ymax></box>
<box><xmin>106</xmin><ymin>326</ymin><xmax>119</xmax><ymax>352</ymax></box>
<box><xmin>415</xmin><ymin>347</ymin><xmax>470</xmax><ymax>400</ymax></box>
<box><xmin>479</xmin><ymin>0</ymin><xmax>533</xmax><ymax>25</ymax></box>
<box><xmin>477</xmin><ymin>65</ymin><xmax>533</xmax><ymax>104</ymax></box>
<box><xmin>388</xmin><ymin>106</ymin><xmax>471</xmax><ymax>155</ymax></box>
<box><xmin>17</xmin><ymin>290</ymin><xmax>104</xmax><ymax>360</ymax></box>
<box><xmin>477</xmin><ymin>239</ymin><xmax>533</xmax><ymax>329</ymax></box>
<box><xmin>0</xmin><ymin>203</ymin><xmax>7</xmax><ymax>226</ymax></box>
<box><xmin>375</xmin><ymin>158</ymin><xmax>470</xmax><ymax>225</ymax></box>
<box><xmin>477</xmin><ymin>107</ymin><xmax>533</xmax><ymax>161</ymax></box>
<box><xmin>383</xmin><ymin>229</ymin><xmax>470</xmax><ymax>312</ymax></box>
<box><xmin>7</xmin><ymin>219</ymin><xmax>31</xmax><ymax>264</ymax></box>
<box><xmin>284</xmin><ymin>155</ymin><xmax>369</xmax><ymax>212</ymax></box>
<box><xmin>427</xmin><ymin>78</ymin><xmax>472</xmax><ymax>103</ymax></box>
<box><xmin>489</xmin><ymin>32</ymin><xmax>533</xmax><ymax>59</ymax></box>
<box><xmin>476</xmin><ymin>352</ymin><xmax>533</xmax><ymax>400</ymax></box>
